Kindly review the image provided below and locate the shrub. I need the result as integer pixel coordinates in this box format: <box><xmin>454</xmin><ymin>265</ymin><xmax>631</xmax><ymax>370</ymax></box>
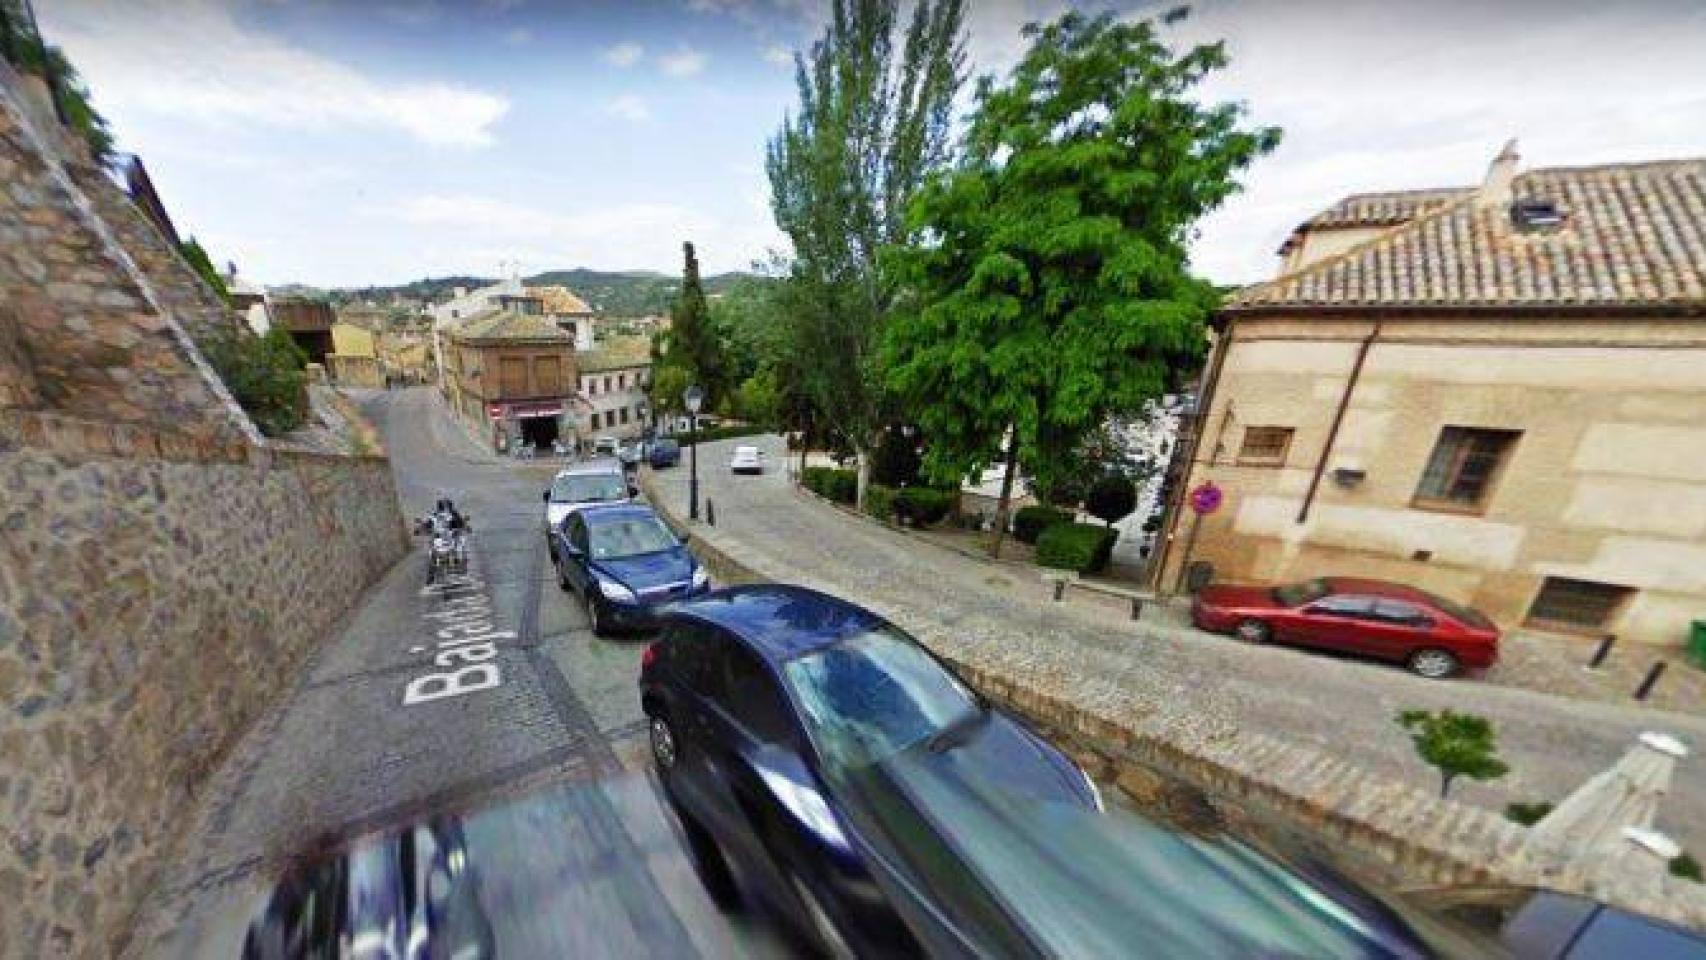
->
<box><xmin>1673</xmin><ymin>852</ymin><xmax>1703</xmax><ymax>882</ymax></box>
<box><xmin>897</xmin><ymin>487</ymin><xmax>955</xmax><ymax>526</ymax></box>
<box><xmin>1014</xmin><ymin>505</ymin><xmax>1074</xmax><ymax>545</ymax></box>
<box><xmin>199</xmin><ymin>326</ymin><xmax>309</xmax><ymax>436</ymax></box>
<box><xmin>1086</xmin><ymin>473</ymin><xmax>1138</xmax><ymax>526</ymax></box>
<box><xmin>1035</xmin><ymin>522</ymin><xmax>1119</xmax><ymax>574</ymax></box>
<box><xmin>802</xmin><ymin>466</ymin><xmax>857</xmax><ymax>504</ymax></box>
<box><xmin>870</xmin><ymin>426</ymin><xmax>922</xmax><ymax>487</ymax></box>
<box><xmin>1503</xmin><ymin>801</ymin><xmax>1553</xmax><ymax>826</ymax></box>
<box><xmin>864</xmin><ymin>483</ymin><xmax>898</xmax><ymax>522</ymax></box>
<box><xmin>685</xmin><ymin>423</ymin><xmax>771</xmax><ymax>443</ymax></box>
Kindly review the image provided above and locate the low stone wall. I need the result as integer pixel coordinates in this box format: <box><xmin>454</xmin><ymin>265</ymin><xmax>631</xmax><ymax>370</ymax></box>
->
<box><xmin>638</xmin><ymin>469</ymin><xmax>1706</xmax><ymax>932</ymax></box>
<box><xmin>0</xmin><ymin>429</ymin><xmax>408</xmax><ymax>957</ymax></box>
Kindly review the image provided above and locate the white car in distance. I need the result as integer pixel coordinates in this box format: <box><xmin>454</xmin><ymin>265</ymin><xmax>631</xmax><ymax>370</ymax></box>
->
<box><xmin>729</xmin><ymin>445</ymin><xmax>764</xmax><ymax>475</ymax></box>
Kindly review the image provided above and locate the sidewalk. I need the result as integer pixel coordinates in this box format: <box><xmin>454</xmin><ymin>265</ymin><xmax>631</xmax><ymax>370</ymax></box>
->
<box><xmin>641</xmin><ymin>434</ymin><xmax>1706</xmax><ymax>853</ymax></box>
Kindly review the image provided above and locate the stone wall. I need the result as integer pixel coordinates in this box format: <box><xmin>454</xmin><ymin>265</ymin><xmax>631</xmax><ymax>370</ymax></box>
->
<box><xmin>0</xmin><ymin>62</ymin><xmax>410</xmax><ymax>959</ymax></box>
<box><xmin>0</xmin><ymin>433</ymin><xmax>408</xmax><ymax>957</ymax></box>
<box><xmin>639</xmin><ymin>468</ymin><xmax>1706</xmax><ymax>933</ymax></box>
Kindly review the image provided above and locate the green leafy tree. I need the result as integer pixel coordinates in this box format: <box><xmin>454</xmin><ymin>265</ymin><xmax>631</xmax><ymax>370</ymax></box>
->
<box><xmin>1085</xmin><ymin>474</ymin><xmax>1137</xmax><ymax>526</ymax></box>
<box><xmin>649</xmin><ymin>363</ymin><xmax>693</xmax><ymax>421</ymax></box>
<box><xmin>0</xmin><ymin>2</ymin><xmax>115</xmax><ymax>164</ymax></box>
<box><xmin>666</xmin><ymin>242</ymin><xmax>726</xmax><ymax>405</ymax></box>
<box><xmin>1395</xmin><ymin>709</ymin><xmax>1510</xmax><ymax>799</ymax></box>
<box><xmin>884</xmin><ymin>9</ymin><xmax>1278</xmax><ymax>555</ymax></box>
<box><xmin>179</xmin><ymin>236</ymin><xmax>231</xmax><ymax>305</ymax></box>
<box><xmin>766</xmin><ymin>0</ymin><xmax>967</xmax><ymax>506</ymax></box>
<box><xmin>733</xmin><ymin>369</ymin><xmax>782</xmax><ymax>427</ymax></box>
<box><xmin>200</xmin><ymin>326</ymin><xmax>308</xmax><ymax>436</ymax></box>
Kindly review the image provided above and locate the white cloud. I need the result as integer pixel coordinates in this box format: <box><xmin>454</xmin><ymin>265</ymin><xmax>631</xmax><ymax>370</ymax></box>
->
<box><xmin>373</xmin><ymin>193</ymin><xmax>760</xmax><ymax>275</ymax></box>
<box><xmin>762</xmin><ymin>44</ymin><xmax>793</xmax><ymax>66</ymax></box>
<box><xmin>604</xmin><ymin>94</ymin><xmax>652</xmax><ymax>122</ymax></box>
<box><xmin>41</xmin><ymin>0</ymin><xmax>508</xmax><ymax>149</ymax></box>
<box><xmin>603</xmin><ymin>41</ymin><xmax>645</xmax><ymax>67</ymax></box>
<box><xmin>503</xmin><ymin>26</ymin><xmax>533</xmax><ymax>46</ymax></box>
<box><xmin>658</xmin><ymin>46</ymin><xmax>708</xmax><ymax>78</ymax></box>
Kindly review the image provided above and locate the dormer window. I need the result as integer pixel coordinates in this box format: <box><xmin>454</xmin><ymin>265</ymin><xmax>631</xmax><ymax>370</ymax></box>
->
<box><xmin>1511</xmin><ymin>198</ymin><xmax>1563</xmax><ymax>230</ymax></box>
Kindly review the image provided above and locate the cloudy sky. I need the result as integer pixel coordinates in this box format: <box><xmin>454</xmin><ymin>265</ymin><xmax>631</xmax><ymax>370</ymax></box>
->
<box><xmin>39</xmin><ymin>0</ymin><xmax>1706</xmax><ymax>289</ymax></box>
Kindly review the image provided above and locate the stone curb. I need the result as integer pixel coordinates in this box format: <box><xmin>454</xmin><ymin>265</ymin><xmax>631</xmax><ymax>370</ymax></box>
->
<box><xmin>636</xmin><ymin>468</ymin><xmax>1706</xmax><ymax>931</ymax></box>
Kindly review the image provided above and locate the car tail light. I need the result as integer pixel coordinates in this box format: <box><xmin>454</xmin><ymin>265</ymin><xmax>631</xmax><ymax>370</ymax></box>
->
<box><xmin>641</xmin><ymin>642</ymin><xmax>660</xmax><ymax>670</ymax></box>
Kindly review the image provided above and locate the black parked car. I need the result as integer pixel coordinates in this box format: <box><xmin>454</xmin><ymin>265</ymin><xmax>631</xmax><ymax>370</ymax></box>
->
<box><xmin>638</xmin><ymin>585</ymin><xmax>1106</xmax><ymax>956</ymax></box>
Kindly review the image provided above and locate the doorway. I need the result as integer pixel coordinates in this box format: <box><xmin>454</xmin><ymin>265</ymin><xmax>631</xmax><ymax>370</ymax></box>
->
<box><xmin>519</xmin><ymin>415</ymin><xmax>559</xmax><ymax>449</ymax></box>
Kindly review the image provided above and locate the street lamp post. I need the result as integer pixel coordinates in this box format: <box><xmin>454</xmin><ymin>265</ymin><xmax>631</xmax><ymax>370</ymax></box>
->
<box><xmin>685</xmin><ymin>384</ymin><xmax>704</xmax><ymax>521</ymax></box>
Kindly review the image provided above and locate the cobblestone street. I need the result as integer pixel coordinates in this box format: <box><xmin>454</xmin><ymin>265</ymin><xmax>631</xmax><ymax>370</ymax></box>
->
<box><xmin>647</xmin><ymin>434</ymin><xmax>1706</xmax><ymax>852</ymax></box>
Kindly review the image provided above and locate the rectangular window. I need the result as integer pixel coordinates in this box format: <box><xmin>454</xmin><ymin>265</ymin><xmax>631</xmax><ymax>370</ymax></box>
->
<box><xmin>620</xmin><ymin>407</ymin><xmax>630</xmax><ymax>424</ymax></box>
<box><xmin>590</xmin><ymin>412</ymin><xmax>601</xmax><ymax>429</ymax></box>
<box><xmin>499</xmin><ymin>357</ymin><xmax>528</xmax><ymax>396</ymax></box>
<box><xmin>618</xmin><ymin>373</ymin><xmax>626</xmax><ymax>389</ymax></box>
<box><xmin>534</xmin><ymin>356</ymin><xmax>561</xmax><ymax>395</ymax></box>
<box><xmin>1525</xmin><ymin>577</ymin><xmax>1632</xmax><ymax>633</ymax></box>
<box><xmin>1413</xmin><ymin>426</ymin><xmax>1520</xmax><ymax>511</ymax></box>
<box><xmin>604</xmin><ymin>375</ymin><xmax>612</xmax><ymax>393</ymax></box>
<box><xmin>1237</xmin><ymin>426</ymin><xmax>1293</xmax><ymax>466</ymax></box>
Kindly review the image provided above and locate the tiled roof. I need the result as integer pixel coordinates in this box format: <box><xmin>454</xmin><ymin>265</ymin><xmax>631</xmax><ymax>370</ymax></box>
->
<box><xmin>577</xmin><ymin>335</ymin><xmax>652</xmax><ymax>372</ymax></box>
<box><xmin>1234</xmin><ymin>157</ymin><xmax>1706</xmax><ymax>312</ymax></box>
<box><xmin>447</xmin><ymin>308</ymin><xmax>573</xmax><ymax>343</ymax></box>
<box><xmin>1298</xmin><ymin>187</ymin><xmax>1472</xmax><ymax>230</ymax></box>
<box><xmin>527</xmin><ymin>284</ymin><xmax>594</xmax><ymax>315</ymax></box>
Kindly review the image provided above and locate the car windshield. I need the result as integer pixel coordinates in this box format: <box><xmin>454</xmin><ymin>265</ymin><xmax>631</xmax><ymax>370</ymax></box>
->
<box><xmin>1273</xmin><ymin>578</ymin><xmax>1331</xmax><ymax>607</ymax></box>
<box><xmin>782</xmin><ymin>626</ymin><xmax>981</xmax><ymax>769</ymax></box>
<box><xmin>587</xmin><ymin>516</ymin><xmax>678</xmax><ymax>559</ymax></box>
<box><xmin>654</xmin><ymin>440</ymin><xmax>678</xmax><ymax>453</ymax></box>
<box><xmin>549</xmin><ymin>473</ymin><xmax>627</xmax><ymax>503</ymax></box>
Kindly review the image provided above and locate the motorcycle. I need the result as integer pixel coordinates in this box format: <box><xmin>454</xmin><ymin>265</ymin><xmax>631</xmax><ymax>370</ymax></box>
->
<box><xmin>416</xmin><ymin>510</ymin><xmax>471</xmax><ymax>584</ymax></box>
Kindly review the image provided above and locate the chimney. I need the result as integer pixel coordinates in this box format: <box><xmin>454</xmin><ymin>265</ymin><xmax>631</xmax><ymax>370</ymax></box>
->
<box><xmin>1476</xmin><ymin>139</ymin><xmax>1520</xmax><ymax>208</ymax></box>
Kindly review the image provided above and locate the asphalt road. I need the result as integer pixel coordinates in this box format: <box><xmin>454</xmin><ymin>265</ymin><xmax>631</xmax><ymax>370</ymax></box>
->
<box><xmin>649</xmin><ymin>434</ymin><xmax>1706</xmax><ymax>853</ymax></box>
<box><xmin>130</xmin><ymin>389</ymin><xmax>784</xmax><ymax>959</ymax></box>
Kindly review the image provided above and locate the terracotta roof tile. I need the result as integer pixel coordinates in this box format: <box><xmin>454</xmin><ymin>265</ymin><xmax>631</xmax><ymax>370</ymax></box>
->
<box><xmin>1300</xmin><ymin>187</ymin><xmax>1472</xmax><ymax>229</ymax></box>
<box><xmin>577</xmin><ymin>335</ymin><xmax>652</xmax><ymax>372</ymax></box>
<box><xmin>1234</xmin><ymin>157</ymin><xmax>1706</xmax><ymax>311</ymax></box>
<box><xmin>447</xmin><ymin>308</ymin><xmax>573</xmax><ymax>343</ymax></box>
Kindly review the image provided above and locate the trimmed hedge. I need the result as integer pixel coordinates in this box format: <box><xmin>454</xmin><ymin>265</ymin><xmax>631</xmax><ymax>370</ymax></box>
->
<box><xmin>802</xmin><ymin>466</ymin><xmax>857</xmax><ymax>504</ymax></box>
<box><xmin>864</xmin><ymin>483</ymin><xmax>898</xmax><ymax>521</ymax></box>
<box><xmin>1013</xmin><ymin>505</ymin><xmax>1074</xmax><ymax>545</ymax></box>
<box><xmin>679</xmin><ymin>423</ymin><xmax>770</xmax><ymax>443</ymax></box>
<box><xmin>897</xmin><ymin>487</ymin><xmax>955</xmax><ymax>526</ymax></box>
<box><xmin>1035</xmin><ymin>522</ymin><xmax>1119</xmax><ymax>574</ymax></box>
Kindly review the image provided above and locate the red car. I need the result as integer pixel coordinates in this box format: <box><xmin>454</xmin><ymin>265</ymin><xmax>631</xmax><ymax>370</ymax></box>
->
<box><xmin>1191</xmin><ymin>577</ymin><xmax>1499</xmax><ymax>679</ymax></box>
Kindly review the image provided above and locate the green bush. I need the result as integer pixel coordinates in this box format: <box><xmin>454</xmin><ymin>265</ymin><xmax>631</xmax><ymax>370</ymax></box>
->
<box><xmin>1503</xmin><ymin>801</ymin><xmax>1554</xmax><ymax>826</ymax></box>
<box><xmin>1014</xmin><ymin>505</ymin><xmax>1074</xmax><ymax>545</ymax></box>
<box><xmin>199</xmin><ymin>326</ymin><xmax>309</xmax><ymax>436</ymax></box>
<box><xmin>802</xmin><ymin>466</ymin><xmax>857</xmax><ymax>504</ymax></box>
<box><xmin>684</xmin><ymin>423</ymin><xmax>771</xmax><ymax>443</ymax></box>
<box><xmin>897</xmin><ymin>487</ymin><xmax>955</xmax><ymax>526</ymax></box>
<box><xmin>1035</xmin><ymin>522</ymin><xmax>1119</xmax><ymax>574</ymax></box>
<box><xmin>1086</xmin><ymin>473</ymin><xmax>1138</xmax><ymax>525</ymax></box>
<box><xmin>1673</xmin><ymin>852</ymin><xmax>1703</xmax><ymax>882</ymax></box>
<box><xmin>864</xmin><ymin>483</ymin><xmax>898</xmax><ymax>522</ymax></box>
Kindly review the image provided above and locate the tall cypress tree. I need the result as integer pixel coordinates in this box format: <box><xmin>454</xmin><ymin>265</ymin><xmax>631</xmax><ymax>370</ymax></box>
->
<box><xmin>667</xmin><ymin>241</ymin><xmax>724</xmax><ymax>408</ymax></box>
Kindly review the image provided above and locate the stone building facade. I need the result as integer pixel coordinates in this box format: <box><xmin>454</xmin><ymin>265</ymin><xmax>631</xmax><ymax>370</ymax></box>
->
<box><xmin>1158</xmin><ymin>146</ymin><xmax>1706</xmax><ymax>649</ymax></box>
<box><xmin>443</xmin><ymin>298</ymin><xmax>579</xmax><ymax>452</ymax></box>
<box><xmin>0</xmin><ymin>65</ymin><xmax>407</xmax><ymax>957</ymax></box>
<box><xmin>575</xmin><ymin>334</ymin><xmax>651</xmax><ymax>441</ymax></box>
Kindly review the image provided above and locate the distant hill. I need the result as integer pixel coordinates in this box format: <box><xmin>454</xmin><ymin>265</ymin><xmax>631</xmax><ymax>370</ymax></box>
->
<box><xmin>320</xmin><ymin>268</ymin><xmax>756</xmax><ymax>316</ymax></box>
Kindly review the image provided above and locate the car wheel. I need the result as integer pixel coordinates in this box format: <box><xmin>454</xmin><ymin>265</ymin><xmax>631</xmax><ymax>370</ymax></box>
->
<box><xmin>555</xmin><ymin>559</ymin><xmax>571</xmax><ymax>592</ymax></box>
<box><xmin>1235</xmin><ymin>619</ymin><xmax>1271</xmax><ymax>644</ymax></box>
<box><xmin>586</xmin><ymin>592</ymin><xmax>608</xmax><ymax>637</ymax></box>
<box><xmin>791</xmin><ymin>873</ymin><xmax>856</xmax><ymax>960</ymax></box>
<box><xmin>546</xmin><ymin>535</ymin><xmax>557</xmax><ymax>561</ymax></box>
<box><xmin>649</xmin><ymin>715</ymin><xmax>679</xmax><ymax>772</ymax></box>
<box><xmin>1408</xmin><ymin>648</ymin><xmax>1459</xmax><ymax>679</ymax></box>
<box><xmin>669</xmin><ymin>789</ymin><xmax>743</xmax><ymax>911</ymax></box>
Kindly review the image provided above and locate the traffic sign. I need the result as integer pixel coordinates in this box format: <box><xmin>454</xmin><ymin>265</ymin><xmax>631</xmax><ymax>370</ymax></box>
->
<box><xmin>1189</xmin><ymin>482</ymin><xmax>1223</xmax><ymax>515</ymax></box>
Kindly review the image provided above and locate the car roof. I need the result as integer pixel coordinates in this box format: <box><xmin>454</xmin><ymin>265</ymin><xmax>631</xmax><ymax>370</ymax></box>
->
<box><xmin>575</xmin><ymin>503</ymin><xmax>659</xmax><ymax>526</ymax></box>
<box><xmin>1325</xmin><ymin>577</ymin><xmax>1435</xmax><ymax>603</ymax></box>
<box><xmin>554</xmin><ymin>458</ymin><xmax>623</xmax><ymax>477</ymax></box>
<box><xmin>667</xmin><ymin>584</ymin><xmax>885</xmax><ymax>663</ymax></box>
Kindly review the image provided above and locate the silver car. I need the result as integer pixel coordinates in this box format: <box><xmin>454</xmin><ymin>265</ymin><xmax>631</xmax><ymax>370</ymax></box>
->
<box><xmin>541</xmin><ymin>459</ymin><xmax>634</xmax><ymax>558</ymax></box>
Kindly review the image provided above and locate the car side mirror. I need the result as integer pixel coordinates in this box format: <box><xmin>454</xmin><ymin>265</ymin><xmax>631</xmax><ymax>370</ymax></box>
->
<box><xmin>628</xmin><ymin>483</ymin><xmax>640</xmax><ymax>498</ymax></box>
<box><xmin>542</xmin><ymin>490</ymin><xmax>550</xmax><ymax>503</ymax></box>
<box><xmin>677</xmin><ymin>531</ymin><xmax>691</xmax><ymax>545</ymax></box>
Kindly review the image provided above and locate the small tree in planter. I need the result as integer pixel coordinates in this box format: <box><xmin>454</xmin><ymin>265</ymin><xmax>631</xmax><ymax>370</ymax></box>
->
<box><xmin>1085</xmin><ymin>474</ymin><xmax>1137</xmax><ymax>527</ymax></box>
<box><xmin>1396</xmin><ymin>709</ymin><xmax>1509</xmax><ymax>799</ymax></box>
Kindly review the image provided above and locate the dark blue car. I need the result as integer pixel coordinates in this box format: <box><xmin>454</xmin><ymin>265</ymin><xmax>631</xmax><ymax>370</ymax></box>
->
<box><xmin>637</xmin><ymin>585</ymin><xmax>1101</xmax><ymax>956</ymax></box>
<box><xmin>553</xmin><ymin>504</ymin><xmax>709</xmax><ymax>635</ymax></box>
<box><xmin>648</xmin><ymin>437</ymin><xmax>681</xmax><ymax>468</ymax></box>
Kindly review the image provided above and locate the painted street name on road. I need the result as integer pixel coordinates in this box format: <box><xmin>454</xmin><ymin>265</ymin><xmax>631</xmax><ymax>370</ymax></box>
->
<box><xmin>405</xmin><ymin>571</ymin><xmax>512</xmax><ymax>705</ymax></box>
